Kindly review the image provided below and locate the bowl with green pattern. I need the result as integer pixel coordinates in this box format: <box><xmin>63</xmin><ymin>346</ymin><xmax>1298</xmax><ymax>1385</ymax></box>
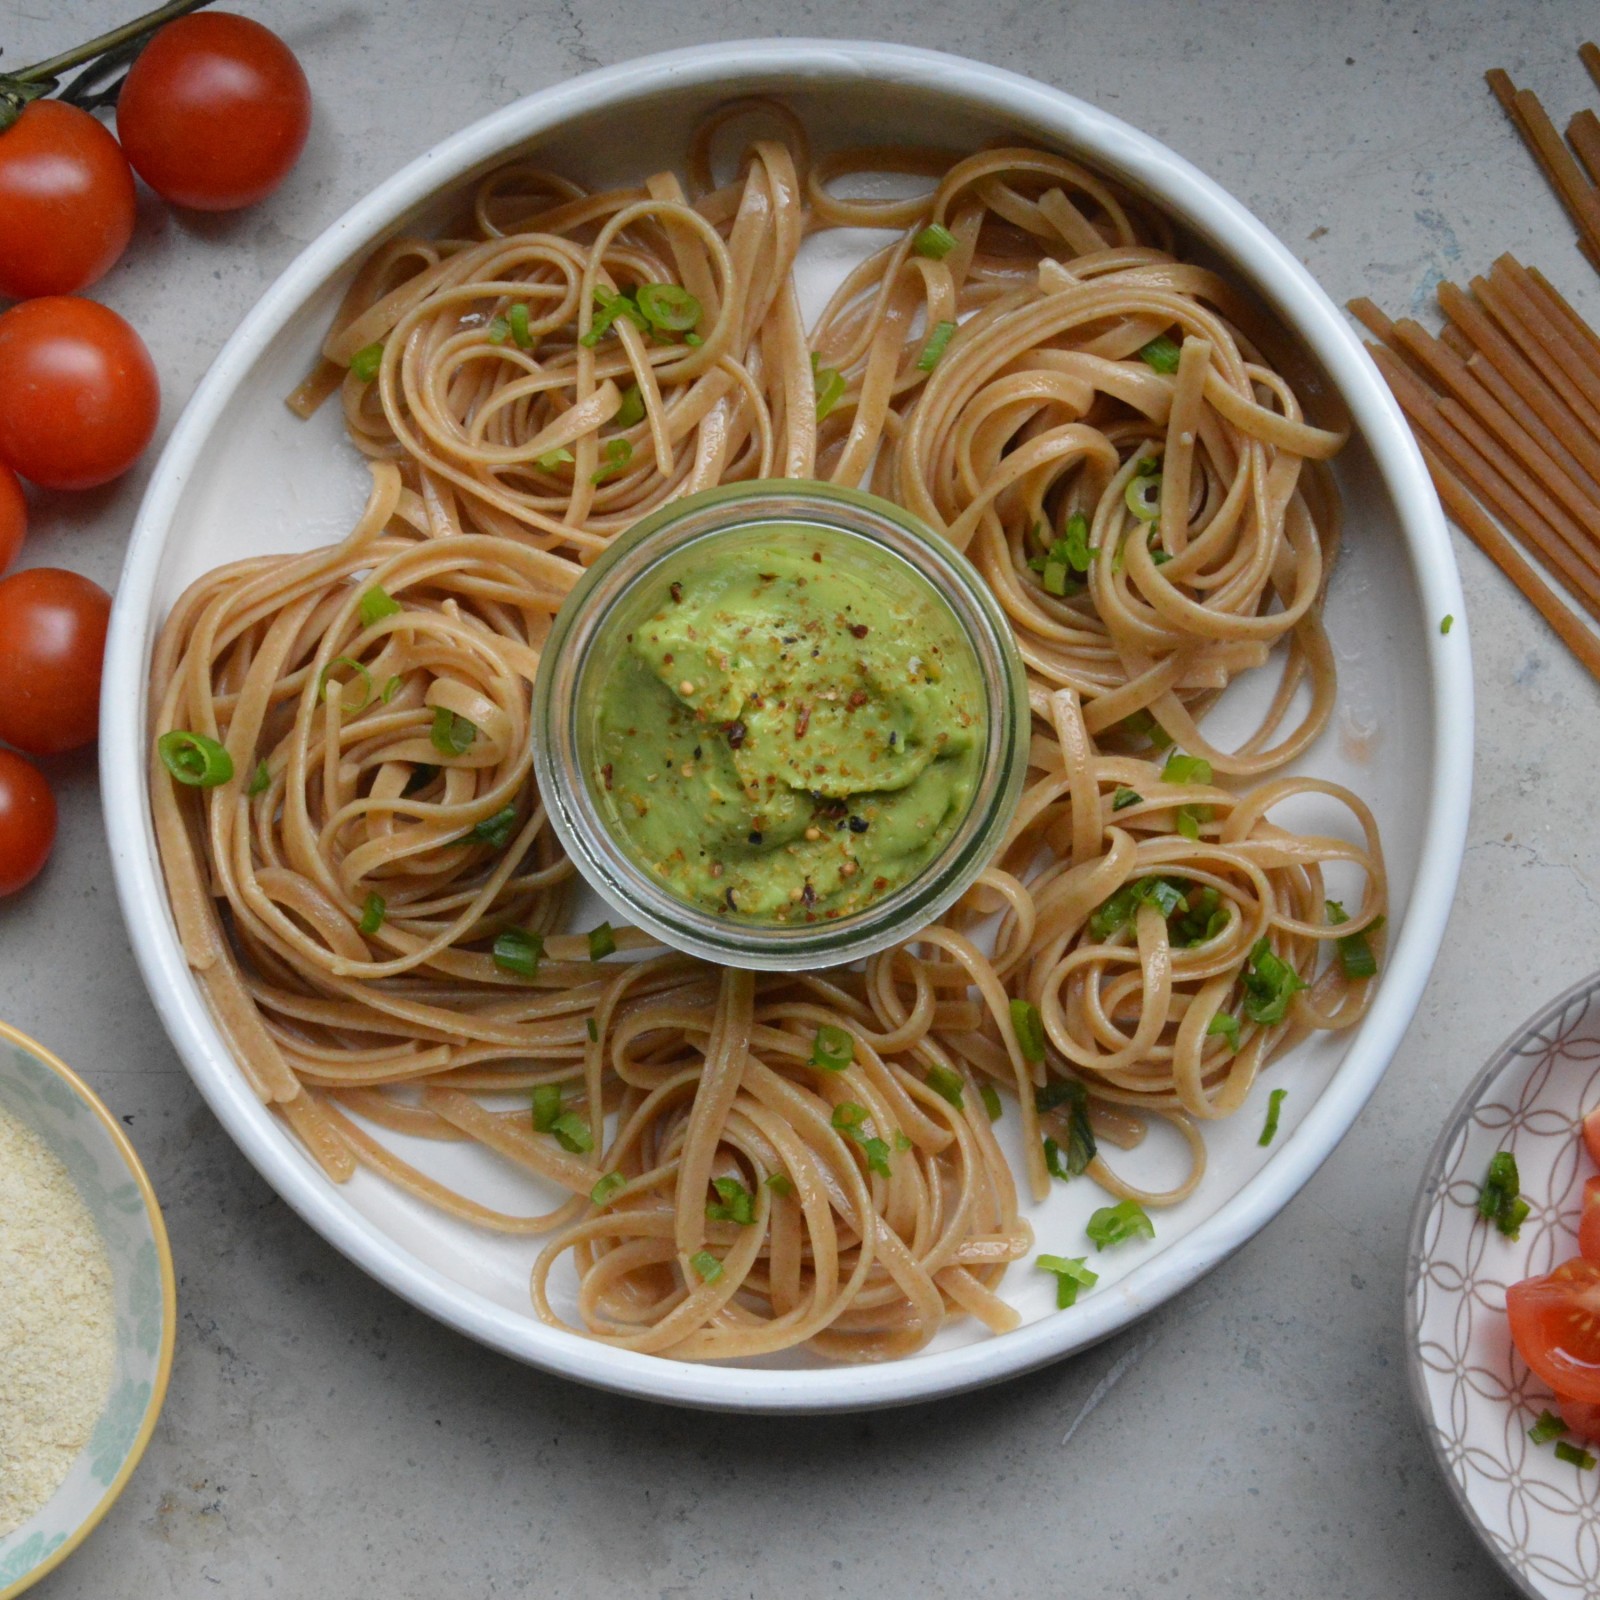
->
<box><xmin>0</xmin><ymin>1021</ymin><xmax>176</xmax><ymax>1600</ymax></box>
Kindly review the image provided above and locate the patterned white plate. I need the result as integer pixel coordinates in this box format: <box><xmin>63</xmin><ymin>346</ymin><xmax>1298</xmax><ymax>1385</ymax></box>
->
<box><xmin>1408</xmin><ymin>971</ymin><xmax>1600</xmax><ymax>1599</ymax></box>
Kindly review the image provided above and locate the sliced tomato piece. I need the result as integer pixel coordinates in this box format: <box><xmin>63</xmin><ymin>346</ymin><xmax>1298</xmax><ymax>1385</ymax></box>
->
<box><xmin>1584</xmin><ymin>1107</ymin><xmax>1600</xmax><ymax>1170</ymax></box>
<box><xmin>1579</xmin><ymin>1178</ymin><xmax>1600</xmax><ymax>1266</ymax></box>
<box><xmin>1508</xmin><ymin>1258</ymin><xmax>1600</xmax><ymax>1402</ymax></box>
<box><xmin>1556</xmin><ymin>1391</ymin><xmax>1600</xmax><ymax>1444</ymax></box>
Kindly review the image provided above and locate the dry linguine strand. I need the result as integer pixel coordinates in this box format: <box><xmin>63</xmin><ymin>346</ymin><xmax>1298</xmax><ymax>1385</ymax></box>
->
<box><xmin>152</xmin><ymin>115</ymin><xmax>1383</xmax><ymax>1363</ymax></box>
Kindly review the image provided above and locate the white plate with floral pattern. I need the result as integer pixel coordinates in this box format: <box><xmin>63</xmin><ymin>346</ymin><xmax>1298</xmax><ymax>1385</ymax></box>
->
<box><xmin>1408</xmin><ymin>972</ymin><xmax>1600</xmax><ymax>1600</ymax></box>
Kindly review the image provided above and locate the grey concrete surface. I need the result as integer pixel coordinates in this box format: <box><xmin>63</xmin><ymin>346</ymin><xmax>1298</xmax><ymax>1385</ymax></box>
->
<box><xmin>2</xmin><ymin>0</ymin><xmax>1589</xmax><ymax>1594</ymax></box>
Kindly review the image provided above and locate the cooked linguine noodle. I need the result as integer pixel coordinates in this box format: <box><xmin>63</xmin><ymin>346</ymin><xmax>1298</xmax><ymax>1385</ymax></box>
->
<box><xmin>152</xmin><ymin>104</ymin><xmax>1384</xmax><ymax>1362</ymax></box>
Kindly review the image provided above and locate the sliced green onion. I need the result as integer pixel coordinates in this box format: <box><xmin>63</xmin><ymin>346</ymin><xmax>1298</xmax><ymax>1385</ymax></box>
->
<box><xmin>1478</xmin><ymin>1150</ymin><xmax>1529</xmax><ymax>1239</ymax></box>
<box><xmin>614</xmin><ymin>382</ymin><xmax>645</xmax><ymax>429</ymax></box>
<box><xmin>1062</xmin><ymin>511</ymin><xmax>1096</xmax><ymax>571</ymax></box>
<box><xmin>585</xmin><ymin>1016</ymin><xmax>599</xmax><ymax>1043</ymax></box>
<box><xmin>1009</xmin><ymin>998</ymin><xmax>1046</xmax><ymax>1062</ymax></box>
<box><xmin>550</xmin><ymin>1110</ymin><xmax>593</xmax><ymax>1154</ymax></box>
<box><xmin>486</xmin><ymin>316</ymin><xmax>511</xmax><ymax>344</ymax></box>
<box><xmin>493</xmin><ymin>927</ymin><xmax>544</xmax><ymax>978</ymax></box>
<box><xmin>683</xmin><ymin>331</ymin><xmax>703</xmax><ymax>347</ymax></box>
<box><xmin>635</xmin><ymin>282</ymin><xmax>702</xmax><ymax>332</ymax></box>
<box><xmin>1258</xmin><ymin>1086</ymin><xmax>1287</xmax><ymax>1147</ymax></box>
<box><xmin>508</xmin><ymin>302</ymin><xmax>533</xmax><ymax>349</ymax></box>
<box><xmin>1041</xmin><ymin>556</ymin><xmax>1076</xmax><ymax>598</ymax></box>
<box><xmin>469</xmin><ymin>806</ymin><xmax>518</xmax><ymax>848</ymax></box>
<box><xmin>1089</xmin><ymin>876</ymin><xmax>1191</xmax><ymax>940</ymax></box>
<box><xmin>832</xmin><ymin>1103</ymin><xmax>891</xmax><ymax>1176</ymax></box>
<box><xmin>157</xmin><ymin>730</ymin><xmax>234</xmax><ymax>788</ymax></box>
<box><xmin>765</xmin><ymin>1172</ymin><xmax>795</xmax><ymax>1197</ymax></box>
<box><xmin>591</xmin><ymin>1171</ymin><xmax>626</xmax><ymax>1206</ymax></box>
<box><xmin>588</xmin><ymin>922</ymin><xmax>616</xmax><ymax>961</ymax></box>
<box><xmin>1085</xmin><ymin>1199</ymin><xmax>1155</xmax><ymax>1251</ymax></box>
<box><xmin>1556</xmin><ymin>1440</ymin><xmax>1597</xmax><ymax>1469</ymax></box>
<box><xmin>1176</xmin><ymin>805</ymin><xmax>1203</xmax><ymax>841</ymax></box>
<box><xmin>580</xmin><ymin>284</ymin><xmax>647</xmax><ymax>347</ymax></box>
<box><xmin>1530</xmin><ymin>1410</ymin><xmax>1570</xmax><ymax>1445</ymax></box>
<box><xmin>1119</xmin><ymin>709</ymin><xmax>1173</xmax><ymax>750</ymax></box>
<box><xmin>980</xmin><ymin>1083</ymin><xmax>1003</xmax><ymax>1122</ymax></box>
<box><xmin>1043</xmin><ymin>1136</ymin><xmax>1069</xmax><ymax>1180</ymax></box>
<box><xmin>402</xmin><ymin>763</ymin><xmax>437</xmax><ymax>796</ymax></box>
<box><xmin>862</xmin><ymin>1137</ymin><xmax>891</xmax><ymax>1177</ymax></box>
<box><xmin>247</xmin><ymin>760</ymin><xmax>270</xmax><ymax>796</ymax></box>
<box><xmin>350</xmin><ymin>341</ymin><xmax>384</xmax><ymax>383</ymax></box>
<box><xmin>536</xmin><ymin>447</ymin><xmax>574</xmax><ymax>471</ymax></box>
<box><xmin>1440</xmin><ymin>613</ymin><xmax>1455</xmax><ymax>635</ymax></box>
<box><xmin>1037</xmin><ymin>1253</ymin><xmax>1099</xmax><ymax>1309</ymax></box>
<box><xmin>925</xmin><ymin>1064</ymin><xmax>965</xmax><ymax>1110</ymax></box>
<box><xmin>917</xmin><ymin>319</ymin><xmax>957</xmax><ymax>371</ymax></box>
<box><xmin>1037</xmin><ymin>1078</ymin><xmax>1097</xmax><ymax>1176</ymax></box>
<box><xmin>532</xmin><ymin>1083</ymin><xmax>562</xmax><ymax>1132</ymax></box>
<box><xmin>358</xmin><ymin>585</ymin><xmax>402</xmax><ymax>627</ymax></box>
<box><xmin>814</xmin><ymin>363</ymin><xmax>847</xmax><ymax>421</ymax></box>
<box><xmin>894</xmin><ymin>1130</ymin><xmax>912</xmax><ymax>1151</ymax></box>
<box><xmin>430</xmin><ymin>707</ymin><xmax>477</xmax><ymax>756</ymax></box>
<box><xmin>832</xmin><ymin>1103</ymin><xmax>868</xmax><ymax>1132</ymax></box>
<box><xmin>358</xmin><ymin>892</ymin><xmax>385</xmax><ymax>935</ymax></box>
<box><xmin>1111</xmin><ymin>787</ymin><xmax>1143</xmax><ymax>811</ymax></box>
<box><xmin>590</xmin><ymin>437</ymin><xmax>632</xmax><ymax>484</ymax></box>
<box><xmin>706</xmin><ymin>1175</ymin><xmax>756</xmax><ymax>1225</ymax></box>
<box><xmin>1325</xmin><ymin>899</ymin><xmax>1382</xmax><ymax>980</ymax></box>
<box><xmin>1125</xmin><ymin>469</ymin><xmax>1163</xmax><ymax>522</ymax></box>
<box><xmin>690</xmin><ymin>1250</ymin><xmax>723</xmax><ymax>1283</ymax></box>
<box><xmin>1241</xmin><ymin>937</ymin><xmax>1306</xmax><ymax>1025</ymax></box>
<box><xmin>1138</xmin><ymin>334</ymin><xmax>1182</xmax><ymax>373</ymax></box>
<box><xmin>381</xmin><ymin>675</ymin><xmax>403</xmax><ymax>705</ymax></box>
<box><xmin>1207</xmin><ymin>1011</ymin><xmax>1241</xmax><ymax>1052</ymax></box>
<box><xmin>1162</xmin><ymin>752</ymin><xmax>1213</xmax><ymax>785</ymax></box>
<box><xmin>912</xmin><ymin>222</ymin><xmax>957</xmax><ymax>259</ymax></box>
<box><xmin>811</xmin><ymin>1023</ymin><xmax>854</xmax><ymax>1071</ymax></box>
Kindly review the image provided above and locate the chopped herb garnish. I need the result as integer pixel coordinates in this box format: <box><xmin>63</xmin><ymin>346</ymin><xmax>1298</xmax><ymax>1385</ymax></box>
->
<box><xmin>358</xmin><ymin>892</ymin><xmax>385</xmax><ymax>935</ymax></box>
<box><xmin>532</xmin><ymin>1084</ymin><xmax>562</xmax><ymax>1132</ymax></box>
<box><xmin>486</xmin><ymin>316</ymin><xmax>511</xmax><ymax>344</ymax></box>
<box><xmin>1162</xmin><ymin>752</ymin><xmax>1213</xmax><ymax>785</ymax></box>
<box><xmin>402</xmin><ymin>763</ymin><xmax>437</xmax><ymax>796</ymax></box>
<box><xmin>470</xmin><ymin>806</ymin><xmax>518</xmax><ymax>848</ymax></box>
<box><xmin>1171</xmin><ymin>885</ymin><xmax>1228</xmax><ymax>947</ymax></box>
<box><xmin>381</xmin><ymin>675</ymin><xmax>403</xmax><ymax>704</ymax></box>
<box><xmin>1530</xmin><ymin>1410</ymin><xmax>1570</xmax><ymax>1445</ymax></box>
<box><xmin>1325</xmin><ymin>899</ymin><xmax>1383</xmax><ymax>980</ymax></box>
<box><xmin>1208</xmin><ymin>1011</ymin><xmax>1241</xmax><ymax>1052</ymax></box>
<box><xmin>580</xmin><ymin>284</ymin><xmax>647</xmax><ymax>347</ymax></box>
<box><xmin>536</xmin><ymin>447</ymin><xmax>574</xmax><ymax>471</ymax></box>
<box><xmin>1138</xmin><ymin>334</ymin><xmax>1182</xmax><ymax>373</ymax></box>
<box><xmin>1010</xmin><ymin>998</ymin><xmax>1047</xmax><ymax>1062</ymax></box>
<box><xmin>1125</xmin><ymin>467</ymin><xmax>1163</xmax><ymax>522</ymax></box>
<box><xmin>925</xmin><ymin>1064</ymin><xmax>966</xmax><ymax>1110</ymax></box>
<box><xmin>913</xmin><ymin>222</ymin><xmax>957</xmax><ymax>259</ymax></box>
<box><xmin>1089</xmin><ymin>876</ymin><xmax>1192</xmax><ymax>940</ymax></box>
<box><xmin>1112</xmin><ymin>787</ymin><xmax>1143</xmax><ymax>810</ymax></box>
<box><xmin>765</xmin><ymin>1172</ymin><xmax>795</xmax><ymax>1197</ymax></box>
<box><xmin>590</xmin><ymin>1171</ymin><xmax>626</xmax><ymax>1206</ymax></box>
<box><xmin>585</xmin><ymin>1016</ymin><xmax>599</xmax><ymax>1043</ymax></box>
<box><xmin>317</xmin><ymin>656</ymin><xmax>373</xmax><ymax>713</ymax></box>
<box><xmin>588</xmin><ymin>922</ymin><xmax>616</xmax><ymax>961</ymax></box>
<box><xmin>1043</xmin><ymin>1136</ymin><xmax>1070</xmax><ymax>1180</ymax></box>
<box><xmin>1037</xmin><ymin>1253</ymin><xmax>1099</xmax><ymax>1309</ymax></box>
<box><xmin>814</xmin><ymin>362</ymin><xmax>847</xmax><ymax>421</ymax></box>
<box><xmin>157</xmin><ymin>730</ymin><xmax>234</xmax><ymax>788</ymax></box>
<box><xmin>832</xmin><ymin>1103</ymin><xmax>891</xmax><ymax>1176</ymax></box>
<box><xmin>247</xmin><ymin>759</ymin><xmax>270</xmax><ymax>796</ymax></box>
<box><xmin>1440</xmin><ymin>614</ymin><xmax>1455</xmax><ymax>635</ymax></box>
<box><xmin>493</xmin><ymin>927</ymin><xmax>544</xmax><ymax>978</ymax></box>
<box><xmin>635</xmin><ymin>282</ymin><xmax>702</xmax><ymax>333</ymax></box>
<box><xmin>614</xmin><ymin>382</ymin><xmax>645</xmax><ymax>428</ymax></box>
<box><xmin>980</xmin><ymin>1083</ymin><xmax>1003</xmax><ymax>1122</ymax></box>
<box><xmin>894</xmin><ymin>1130</ymin><xmax>912</xmax><ymax>1151</ymax></box>
<box><xmin>430</xmin><ymin>708</ymin><xmax>477</xmax><ymax>756</ymax></box>
<box><xmin>350</xmin><ymin>341</ymin><xmax>384</xmax><ymax>382</ymax></box>
<box><xmin>690</xmin><ymin>1250</ymin><xmax>723</xmax><ymax>1284</ymax></box>
<box><xmin>1241</xmin><ymin>938</ymin><xmax>1306</xmax><ymax>1025</ymax></box>
<box><xmin>1556</xmin><ymin>1440</ymin><xmax>1597</xmax><ymax>1469</ymax></box>
<box><xmin>1478</xmin><ymin>1150</ymin><xmax>1530</xmax><ymax>1239</ymax></box>
<box><xmin>1038</xmin><ymin>1077</ymin><xmax>1097</xmax><ymax>1177</ymax></box>
<box><xmin>358</xmin><ymin>585</ymin><xmax>402</xmax><ymax>627</ymax></box>
<box><xmin>590</xmin><ymin>437</ymin><xmax>632</xmax><ymax>484</ymax></box>
<box><xmin>550</xmin><ymin>1111</ymin><xmax>593</xmax><ymax>1154</ymax></box>
<box><xmin>811</xmin><ymin>1023</ymin><xmax>854</xmax><ymax>1071</ymax></box>
<box><xmin>1175</xmin><ymin>805</ymin><xmax>1204</xmax><ymax>841</ymax></box>
<box><xmin>508</xmin><ymin>302</ymin><xmax>533</xmax><ymax>349</ymax></box>
<box><xmin>1258</xmin><ymin>1087</ymin><xmax>1287</xmax><ymax>1146</ymax></box>
<box><xmin>706</xmin><ymin>1175</ymin><xmax>756</xmax><ymax>1225</ymax></box>
<box><xmin>917</xmin><ymin>319</ymin><xmax>957</xmax><ymax>371</ymax></box>
<box><xmin>1085</xmin><ymin>1199</ymin><xmax>1155</xmax><ymax>1250</ymax></box>
<box><xmin>1120</xmin><ymin>709</ymin><xmax>1174</xmax><ymax>750</ymax></box>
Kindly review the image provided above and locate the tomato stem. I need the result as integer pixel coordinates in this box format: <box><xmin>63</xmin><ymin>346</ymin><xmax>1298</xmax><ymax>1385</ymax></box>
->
<box><xmin>11</xmin><ymin>0</ymin><xmax>216</xmax><ymax>85</ymax></box>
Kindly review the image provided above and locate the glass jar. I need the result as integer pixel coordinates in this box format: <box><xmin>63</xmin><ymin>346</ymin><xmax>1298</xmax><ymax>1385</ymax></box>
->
<box><xmin>532</xmin><ymin>480</ymin><xmax>1029</xmax><ymax>971</ymax></box>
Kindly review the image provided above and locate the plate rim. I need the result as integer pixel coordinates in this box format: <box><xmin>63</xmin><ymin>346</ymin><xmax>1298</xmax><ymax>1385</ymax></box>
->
<box><xmin>100</xmin><ymin>37</ymin><xmax>1474</xmax><ymax>1412</ymax></box>
<box><xmin>1403</xmin><ymin>968</ymin><xmax>1600</xmax><ymax>1600</ymax></box>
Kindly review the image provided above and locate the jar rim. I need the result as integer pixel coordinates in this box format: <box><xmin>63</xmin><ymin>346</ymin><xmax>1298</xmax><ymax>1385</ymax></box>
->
<box><xmin>531</xmin><ymin>479</ymin><xmax>1030</xmax><ymax>971</ymax></box>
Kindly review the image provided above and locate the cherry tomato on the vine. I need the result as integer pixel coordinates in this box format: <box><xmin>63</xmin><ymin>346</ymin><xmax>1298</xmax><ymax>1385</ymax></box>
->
<box><xmin>0</xmin><ymin>466</ymin><xmax>25</xmax><ymax>576</ymax></box>
<box><xmin>116</xmin><ymin>12</ymin><xmax>311</xmax><ymax>211</ymax></box>
<box><xmin>0</xmin><ymin>749</ymin><xmax>56</xmax><ymax>897</ymax></box>
<box><xmin>0</xmin><ymin>298</ymin><xmax>159</xmax><ymax>491</ymax></box>
<box><xmin>0</xmin><ymin>100</ymin><xmax>137</xmax><ymax>300</ymax></box>
<box><xmin>0</xmin><ymin>567</ymin><xmax>112</xmax><ymax>755</ymax></box>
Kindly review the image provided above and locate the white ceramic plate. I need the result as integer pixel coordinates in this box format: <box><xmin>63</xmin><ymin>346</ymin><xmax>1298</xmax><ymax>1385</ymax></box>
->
<box><xmin>101</xmin><ymin>41</ymin><xmax>1472</xmax><ymax>1411</ymax></box>
<box><xmin>1408</xmin><ymin>973</ymin><xmax>1600</xmax><ymax>1599</ymax></box>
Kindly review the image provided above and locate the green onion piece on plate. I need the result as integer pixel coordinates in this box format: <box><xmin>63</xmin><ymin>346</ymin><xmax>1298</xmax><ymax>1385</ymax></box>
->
<box><xmin>1556</xmin><ymin>1440</ymin><xmax>1597</xmax><ymax>1469</ymax></box>
<box><xmin>1085</xmin><ymin>1199</ymin><xmax>1155</xmax><ymax>1250</ymax></box>
<box><xmin>532</xmin><ymin>1084</ymin><xmax>562</xmax><ymax>1133</ymax></box>
<box><xmin>1241</xmin><ymin>938</ymin><xmax>1305</xmax><ymax>1025</ymax></box>
<box><xmin>1138</xmin><ymin>334</ymin><xmax>1182</xmax><ymax>373</ymax></box>
<box><xmin>1530</xmin><ymin>1410</ymin><xmax>1569</xmax><ymax>1445</ymax></box>
<box><xmin>590</xmin><ymin>1171</ymin><xmax>626</xmax><ymax>1207</ymax></box>
<box><xmin>814</xmin><ymin>363</ymin><xmax>847</xmax><ymax>421</ymax></box>
<box><xmin>980</xmin><ymin>1083</ymin><xmax>1003</xmax><ymax>1122</ymax></box>
<box><xmin>912</xmin><ymin>222</ymin><xmax>957</xmax><ymax>259</ymax></box>
<box><xmin>1258</xmin><ymin>1086</ymin><xmax>1287</xmax><ymax>1146</ymax></box>
<box><xmin>706</xmin><ymin>1176</ymin><xmax>756</xmax><ymax>1225</ymax></box>
<box><xmin>690</xmin><ymin>1250</ymin><xmax>723</xmax><ymax>1284</ymax></box>
<box><xmin>493</xmin><ymin>927</ymin><xmax>544</xmax><ymax>978</ymax></box>
<box><xmin>1037</xmin><ymin>1253</ymin><xmax>1099</xmax><ymax>1309</ymax></box>
<box><xmin>614</xmin><ymin>382</ymin><xmax>645</xmax><ymax>428</ymax></box>
<box><xmin>470</xmin><ymin>806</ymin><xmax>518</xmax><ymax>848</ymax></box>
<box><xmin>1207</xmin><ymin>1011</ymin><xmax>1241</xmax><ymax>1053</ymax></box>
<box><xmin>358</xmin><ymin>892</ymin><xmax>385</xmax><ymax>936</ymax></box>
<box><xmin>925</xmin><ymin>1064</ymin><xmax>965</xmax><ymax>1109</ymax></box>
<box><xmin>358</xmin><ymin>585</ymin><xmax>401</xmax><ymax>627</ymax></box>
<box><xmin>246</xmin><ymin>759</ymin><xmax>270</xmax><ymax>796</ymax></box>
<box><xmin>158</xmin><ymin>730</ymin><xmax>234</xmax><ymax>788</ymax></box>
<box><xmin>588</xmin><ymin>922</ymin><xmax>617</xmax><ymax>961</ymax></box>
<box><xmin>811</xmin><ymin>1023</ymin><xmax>853</xmax><ymax>1071</ymax></box>
<box><xmin>350</xmin><ymin>341</ymin><xmax>383</xmax><ymax>382</ymax></box>
<box><xmin>430</xmin><ymin>707</ymin><xmax>477</xmax><ymax>756</ymax></box>
<box><xmin>916</xmin><ymin>319</ymin><xmax>957</xmax><ymax>371</ymax></box>
<box><xmin>508</xmin><ymin>302</ymin><xmax>533</xmax><ymax>348</ymax></box>
<box><xmin>636</xmin><ymin>282</ymin><xmax>702</xmax><ymax>332</ymax></box>
<box><xmin>1009</xmin><ymin>998</ymin><xmax>1046</xmax><ymax>1062</ymax></box>
<box><xmin>550</xmin><ymin>1111</ymin><xmax>593</xmax><ymax>1154</ymax></box>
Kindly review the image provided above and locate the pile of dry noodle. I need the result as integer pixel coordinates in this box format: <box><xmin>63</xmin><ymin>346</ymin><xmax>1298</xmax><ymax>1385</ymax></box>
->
<box><xmin>152</xmin><ymin>102</ymin><xmax>1386</xmax><ymax>1362</ymax></box>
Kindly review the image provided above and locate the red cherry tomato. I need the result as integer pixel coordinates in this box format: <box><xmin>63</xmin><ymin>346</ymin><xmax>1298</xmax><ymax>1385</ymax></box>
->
<box><xmin>0</xmin><ymin>568</ymin><xmax>112</xmax><ymax>755</ymax></box>
<box><xmin>0</xmin><ymin>100</ymin><xmax>136</xmax><ymax>300</ymax></box>
<box><xmin>1507</xmin><ymin>1257</ymin><xmax>1600</xmax><ymax>1402</ymax></box>
<box><xmin>1579</xmin><ymin>1177</ymin><xmax>1600</xmax><ymax>1266</ymax></box>
<box><xmin>116</xmin><ymin>12</ymin><xmax>311</xmax><ymax>211</ymax></box>
<box><xmin>0</xmin><ymin>749</ymin><xmax>56</xmax><ymax>896</ymax></box>
<box><xmin>0</xmin><ymin>465</ymin><xmax>24</xmax><ymax>575</ymax></box>
<box><xmin>0</xmin><ymin>298</ymin><xmax>159</xmax><ymax>491</ymax></box>
<box><xmin>1584</xmin><ymin>1107</ymin><xmax>1600</xmax><ymax>1170</ymax></box>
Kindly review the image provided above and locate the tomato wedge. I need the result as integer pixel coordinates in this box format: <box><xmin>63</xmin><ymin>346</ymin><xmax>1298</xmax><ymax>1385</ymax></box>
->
<box><xmin>1557</xmin><ymin>1391</ymin><xmax>1600</xmax><ymax>1444</ymax></box>
<box><xmin>1584</xmin><ymin>1107</ymin><xmax>1600</xmax><ymax>1170</ymax></box>
<box><xmin>1507</xmin><ymin>1257</ymin><xmax>1600</xmax><ymax>1402</ymax></box>
<box><xmin>1579</xmin><ymin>1177</ymin><xmax>1600</xmax><ymax>1266</ymax></box>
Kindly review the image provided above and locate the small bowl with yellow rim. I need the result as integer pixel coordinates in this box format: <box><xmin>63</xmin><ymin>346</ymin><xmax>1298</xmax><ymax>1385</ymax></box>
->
<box><xmin>0</xmin><ymin>1022</ymin><xmax>177</xmax><ymax>1599</ymax></box>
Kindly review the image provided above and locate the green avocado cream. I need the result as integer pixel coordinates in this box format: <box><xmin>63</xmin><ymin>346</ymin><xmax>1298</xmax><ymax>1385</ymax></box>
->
<box><xmin>590</xmin><ymin>530</ymin><xmax>985</xmax><ymax>922</ymax></box>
